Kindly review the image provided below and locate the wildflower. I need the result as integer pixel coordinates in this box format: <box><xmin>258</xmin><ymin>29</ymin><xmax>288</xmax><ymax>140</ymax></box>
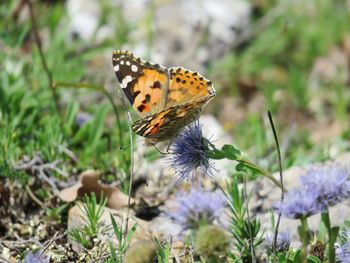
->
<box><xmin>165</xmin><ymin>188</ymin><xmax>225</xmax><ymax>230</ymax></box>
<box><xmin>300</xmin><ymin>166</ymin><xmax>350</xmax><ymax>209</ymax></box>
<box><xmin>24</xmin><ymin>250</ymin><xmax>48</xmax><ymax>263</ymax></box>
<box><xmin>336</xmin><ymin>230</ymin><xmax>350</xmax><ymax>263</ymax></box>
<box><xmin>274</xmin><ymin>188</ymin><xmax>321</xmax><ymax>219</ymax></box>
<box><xmin>265</xmin><ymin>231</ymin><xmax>291</xmax><ymax>253</ymax></box>
<box><xmin>169</xmin><ymin>121</ymin><xmax>214</xmax><ymax>180</ymax></box>
<box><xmin>336</xmin><ymin>243</ymin><xmax>350</xmax><ymax>262</ymax></box>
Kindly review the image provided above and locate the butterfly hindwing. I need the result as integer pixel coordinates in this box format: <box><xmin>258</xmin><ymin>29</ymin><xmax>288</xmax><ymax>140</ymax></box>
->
<box><xmin>112</xmin><ymin>50</ymin><xmax>169</xmax><ymax>117</ymax></box>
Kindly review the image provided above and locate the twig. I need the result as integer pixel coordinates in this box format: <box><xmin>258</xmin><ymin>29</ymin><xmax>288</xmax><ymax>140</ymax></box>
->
<box><xmin>42</xmin><ymin>231</ymin><xmax>59</xmax><ymax>254</ymax></box>
<box><xmin>26</xmin><ymin>0</ymin><xmax>60</xmax><ymax>115</ymax></box>
<box><xmin>15</xmin><ymin>155</ymin><xmax>62</xmax><ymax>195</ymax></box>
<box><xmin>25</xmin><ymin>185</ymin><xmax>45</xmax><ymax>208</ymax></box>
<box><xmin>59</xmin><ymin>144</ymin><xmax>78</xmax><ymax>163</ymax></box>
<box><xmin>267</xmin><ymin>110</ymin><xmax>285</xmax><ymax>254</ymax></box>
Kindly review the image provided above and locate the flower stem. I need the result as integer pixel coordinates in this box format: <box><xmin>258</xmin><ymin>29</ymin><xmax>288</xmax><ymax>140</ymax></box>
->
<box><xmin>321</xmin><ymin>210</ymin><xmax>336</xmax><ymax>263</ymax></box>
<box><xmin>237</xmin><ymin>157</ymin><xmax>287</xmax><ymax>192</ymax></box>
<box><xmin>299</xmin><ymin>217</ymin><xmax>310</xmax><ymax>263</ymax></box>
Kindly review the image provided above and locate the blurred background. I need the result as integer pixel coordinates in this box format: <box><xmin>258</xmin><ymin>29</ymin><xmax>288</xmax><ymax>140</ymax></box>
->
<box><xmin>1</xmin><ymin>0</ymin><xmax>350</xmax><ymax>181</ymax></box>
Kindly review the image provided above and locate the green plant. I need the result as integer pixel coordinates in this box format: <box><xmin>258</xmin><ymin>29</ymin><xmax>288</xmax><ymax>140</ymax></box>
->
<box><xmin>155</xmin><ymin>237</ymin><xmax>171</xmax><ymax>263</ymax></box>
<box><xmin>227</xmin><ymin>176</ymin><xmax>264</xmax><ymax>263</ymax></box>
<box><xmin>69</xmin><ymin>193</ymin><xmax>107</xmax><ymax>249</ymax></box>
<box><xmin>106</xmin><ymin>213</ymin><xmax>137</xmax><ymax>263</ymax></box>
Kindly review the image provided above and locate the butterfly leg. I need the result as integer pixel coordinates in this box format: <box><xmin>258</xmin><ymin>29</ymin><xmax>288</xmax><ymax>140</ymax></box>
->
<box><xmin>153</xmin><ymin>145</ymin><xmax>168</xmax><ymax>155</ymax></box>
<box><xmin>166</xmin><ymin>139</ymin><xmax>173</xmax><ymax>154</ymax></box>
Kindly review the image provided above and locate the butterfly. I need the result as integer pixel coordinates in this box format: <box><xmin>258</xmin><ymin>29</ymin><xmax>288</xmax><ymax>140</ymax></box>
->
<box><xmin>112</xmin><ymin>50</ymin><xmax>216</xmax><ymax>146</ymax></box>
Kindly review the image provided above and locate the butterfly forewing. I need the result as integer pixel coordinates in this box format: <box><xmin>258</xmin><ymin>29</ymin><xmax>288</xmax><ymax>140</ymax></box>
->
<box><xmin>165</xmin><ymin>67</ymin><xmax>216</xmax><ymax>108</ymax></box>
<box><xmin>112</xmin><ymin>50</ymin><xmax>169</xmax><ymax>117</ymax></box>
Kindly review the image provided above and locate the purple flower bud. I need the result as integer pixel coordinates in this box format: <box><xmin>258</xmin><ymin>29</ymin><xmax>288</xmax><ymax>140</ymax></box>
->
<box><xmin>265</xmin><ymin>231</ymin><xmax>291</xmax><ymax>253</ymax></box>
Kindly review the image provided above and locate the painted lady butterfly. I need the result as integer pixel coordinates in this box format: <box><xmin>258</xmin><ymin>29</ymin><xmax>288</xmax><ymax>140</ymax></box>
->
<box><xmin>112</xmin><ymin>50</ymin><xmax>216</xmax><ymax>146</ymax></box>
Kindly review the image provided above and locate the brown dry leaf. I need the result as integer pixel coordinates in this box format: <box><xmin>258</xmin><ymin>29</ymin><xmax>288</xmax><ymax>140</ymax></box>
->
<box><xmin>58</xmin><ymin>170</ymin><xmax>133</xmax><ymax>210</ymax></box>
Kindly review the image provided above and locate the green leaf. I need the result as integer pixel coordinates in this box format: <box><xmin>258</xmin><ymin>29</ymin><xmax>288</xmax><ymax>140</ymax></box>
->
<box><xmin>64</xmin><ymin>101</ymin><xmax>79</xmax><ymax>133</ymax></box>
<box><xmin>87</xmin><ymin>104</ymin><xmax>109</xmax><ymax>147</ymax></box>
<box><xmin>110</xmin><ymin>213</ymin><xmax>122</xmax><ymax>241</ymax></box>
<box><xmin>126</xmin><ymin>223</ymin><xmax>137</xmax><ymax>244</ymax></box>
<box><xmin>307</xmin><ymin>255</ymin><xmax>322</xmax><ymax>263</ymax></box>
<box><xmin>208</xmin><ymin>148</ymin><xmax>226</xmax><ymax>159</ymax></box>
<box><xmin>222</xmin><ymin>144</ymin><xmax>241</xmax><ymax>160</ymax></box>
<box><xmin>330</xmin><ymin>226</ymin><xmax>340</xmax><ymax>244</ymax></box>
<box><xmin>236</xmin><ymin>163</ymin><xmax>248</xmax><ymax>172</ymax></box>
<box><xmin>292</xmin><ymin>250</ymin><xmax>301</xmax><ymax>263</ymax></box>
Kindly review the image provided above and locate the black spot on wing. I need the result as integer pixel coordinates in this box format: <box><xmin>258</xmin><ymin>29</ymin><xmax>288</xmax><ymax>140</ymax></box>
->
<box><xmin>137</xmin><ymin>105</ymin><xmax>145</xmax><ymax>112</ymax></box>
<box><xmin>151</xmin><ymin>81</ymin><xmax>161</xmax><ymax>89</ymax></box>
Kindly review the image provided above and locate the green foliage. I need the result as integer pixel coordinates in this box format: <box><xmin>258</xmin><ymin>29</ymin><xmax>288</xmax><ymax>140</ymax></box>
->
<box><xmin>195</xmin><ymin>225</ymin><xmax>230</xmax><ymax>263</ymax></box>
<box><xmin>69</xmin><ymin>193</ymin><xmax>107</xmax><ymax>249</ymax></box>
<box><xmin>155</xmin><ymin>237</ymin><xmax>171</xmax><ymax>263</ymax></box>
<box><xmin>106</xmin><ymin>213</ymin><xmax>137</xmax><ymax>263</ymax></box>
<box><xmin>227</xmin><ymin>177</ymin><xmax>264</xmax><ymax>262</ymax></box>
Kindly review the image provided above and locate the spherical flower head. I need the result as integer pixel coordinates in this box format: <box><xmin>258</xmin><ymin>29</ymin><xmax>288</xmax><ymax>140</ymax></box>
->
<box><xmin>274</xmin><ymin>188</ymin><xmax>321</xmax><ymax>219</ymax></box>
<box><xmin>169</xmin><ymin>121</ymin><xmax>214</xmax><ymax>180</ymax></box>
<box><xmin>195</xmin><ymin>225</ymin><xmax>230</xmax><ymax>260</ymax></box>
<box><xmin>124</xmin><ymin>240</ymin><xmax>157</xmax><ymax>263</ymax></box>
<box><xmin>300</xmin><ymin>165</ymin><xmax>350</xmax><ymax>209</ymax></box>
<box><xmin>165</xmin><ymin>188</ymin><xmax>226</xmax><ymax>230</ymax></box>
<box><xmin>24</xmin><ymin>250</ymin><xmax>48</xmax><ymax>263</ymax></box>
<box><xmin>265</xmin><ymin>231</ymin><xmax>291</xmax><ymax>253</ymax></box>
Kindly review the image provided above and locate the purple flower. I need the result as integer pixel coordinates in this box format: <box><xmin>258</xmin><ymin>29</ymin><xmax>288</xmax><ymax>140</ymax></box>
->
<box><xmin>265</xmin><ymin>231</ymin><xmax>291</xmax><ymax>253</ymax></box>
<box><xmin>165</xmin><ymin>188</ymin><xmax>226</xmax><ymax>230</ymax></box>
<box><xmin>337</xmin><ymin>243</ymin><xmax>350</xmax><ymax>263</ymax></box>
<box><xmin>300</xmin><ymin>166</ymin><xmax>350</xmax><ymax>209</ymax></box>
<box><xmin>274</xmin><ymin>188</ymin><xmax>321</xmax><ymax>219</ymax></box>
<box><xmin>169</xmin><ymin>121</ymin><xmax>214</xmax><ymax>180</ymax></box>
<box><xmin>336</xmin><ymin>230</ymin><xmax>350</xmax><ymax>263</ymax></box>
<box><xmin>76</xmin><ymin>112</ymin><xmax>93</xmax><ymax>127</ymax></box>
<box><xmin>24</xmin><ymin>251</ymin><xmax>48</xmax><ymax>263</ymax></box>
<box><xmin>274</xmin><ymin>165</ymin><xmax>350</xmax><ymax>219</ymax></box>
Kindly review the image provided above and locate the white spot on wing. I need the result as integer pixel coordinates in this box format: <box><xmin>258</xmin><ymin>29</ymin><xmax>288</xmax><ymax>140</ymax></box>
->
<box><xmin>114</xmin><ymin>65</ymin><xmax>119</xmax><ymax>72</ymax></box>
<box><xmin>126</xmin><ymin>61</ymin><xmax>130</xmax><ymax>66</ymax></box>
<box><xmin>120</xmin><ymin>60</ymin><xmax>124</xmax><ymax>65</ymax></box>
<box><xmin>121</xmin><ymin>75</ymin><xmax>132</xmax><ymax>89</ymax></box>
<box><xmin>131</xmin><ymin>65</ymin><xmax>138</xmax><ymax>72</ymax></box>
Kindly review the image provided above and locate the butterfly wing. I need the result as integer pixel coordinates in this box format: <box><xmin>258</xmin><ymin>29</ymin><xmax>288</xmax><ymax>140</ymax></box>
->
<box><xmin>112</xmin><ymin>50</ymin><xmax>169</xmax><ymax>117</ymax></box>
<box><xmin>132</xmin><ymin>97</ymin><xmax>212</xmax><ymax>145</ymax></box>
<box><xmin>165</xmin><ymin>67</ymin><xmax>216</xmax><ymax>108</ymax></box>
<box><xmin>132</xmin><ymin>67</ymin><xmax>216</xmax><ymax>144</ymax></box>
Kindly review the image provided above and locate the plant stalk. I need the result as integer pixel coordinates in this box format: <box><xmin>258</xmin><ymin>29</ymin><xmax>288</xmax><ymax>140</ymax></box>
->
<box><xmin>299</xmin><ymin>217</ymin><xmax>309</xmax><ymax>263</ymax></box>
<box><xmin>321</xmin><ymin>210</ymin><xmax>336</xmax><ymax>263</ymax></box>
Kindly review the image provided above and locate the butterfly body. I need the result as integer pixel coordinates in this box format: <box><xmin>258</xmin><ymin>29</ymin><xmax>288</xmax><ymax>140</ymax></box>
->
<box><xmin>112</xmin><ymin>50</ymin><xmax>215</xmax><ymax>145</ymax></box>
